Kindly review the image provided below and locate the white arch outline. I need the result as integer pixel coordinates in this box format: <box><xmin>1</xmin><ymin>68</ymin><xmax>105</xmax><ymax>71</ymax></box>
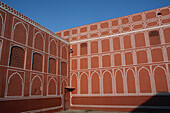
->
<box><xmin>60</xmin><ymin>44</ymin><xmax>68</xmax><ymax>60</ymax></box>
<box><xmin>33</xmin><ymin>31</ymin><xmax>45</xmax><ymax>51</ymax></box>
<box><xmin>12</xmin><ymin>22</ymin><xmax>28</xmax><ymax>44</ymax></box>
<box><xmin>115</xmin><ymin>69</ymin><xmax>124</xmax><ymax>94</ymax></box>
<box><xmin>47</xmin><ymin>77</ymin><xmax>58</xmax><ymax>96</ymax></box>
<box><xmin>48</xmin><ymin>39</ymin><xmax>58</xmax><ymax>56</ymax></box>
<box><xmin>0</xmin><ymin>13</ymin><xmax>4</xmax><ymax>24</ymax></box>
<box><xmin>125</xmin><ymin>68</ymin><xmax>136</xmax><ymax>93</ymax></box>
<box><xmin>79</xmin><ymin>72</ymin><xmax>89</xmax><ymax>94</ymax></box>
<box><xmin>153</xmin><ymin>65</ymin><xmax>169</xmax><ymax>93</ymax></box>
<box><xmin>6</xmin><ymin>72</ymin><xmax>24</xmax><ymax>97</ymax></box>
<box><xmin>30</xmin><ymin>75</ymin><xmax>43</xmax><ymax>96</ymax></box>
<box><xmin>102</xmin><ymin>70</ymin><xmax>112</xmax><ymax>77</ymax></box>
<box><xmin>125</xmin><ymin>68</ymin><xmax>135</xmax><ymax>77</ymax></box>
<box><xmin>91</xmin><ymin>71</ymin><xmax>100</xmax><ymax>94</ymax></box>
<box><xmin>137</xmin><ymin>66</ymin><xmax>151</xmax><ymax>76</ymax></box>
<box><xmin>0</xmin><ymin>12</ymin><xmax>6</xmax><ymax>36</ymax></box>
<box><xmin>102</xmin><ymin>70</ymin><xmax>113</xmax><ymax>94</ymax></box>
<box><xmin>153</xmin><ymin>65</ymin><xmax>167</xmax><ymax>75</ymax></box>
<box><xmin>70</xmin><ymin>73</ymin><xmax>78</xmax><ymax>94</ymax></box>
<box><xmin>115</xmin><ymin>69</ymin><xmax>124</xmax><ymax>77</ymax></box>
<box><xmin>138</xmin><ymin>67</ymin><xmax>152</xmax><ymax>93</ymax></box>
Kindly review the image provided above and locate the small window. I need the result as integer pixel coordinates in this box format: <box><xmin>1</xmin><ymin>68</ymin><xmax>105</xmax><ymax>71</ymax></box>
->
<box><xmin>9</xmin><ymin>46</ymin><xmax>25</xmax><ymax>68</ymax></box>
<box><xmin>149</xmin><ymin>30</ymin><xmax>161</xmax><ymax>45</ymax></box>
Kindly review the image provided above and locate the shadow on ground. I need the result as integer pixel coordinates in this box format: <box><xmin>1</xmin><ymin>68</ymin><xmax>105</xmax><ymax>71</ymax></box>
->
<box><xmin>56</xmin><ymin>93</ymin><xmax>170</xmax><ymax>113</ymax></box>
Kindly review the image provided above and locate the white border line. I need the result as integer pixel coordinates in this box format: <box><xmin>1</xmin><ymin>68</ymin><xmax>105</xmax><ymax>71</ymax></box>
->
<box><xmin>70</xmin><ymin>24</ymin><xmax>170</xmax><ymax>44</ymax></box>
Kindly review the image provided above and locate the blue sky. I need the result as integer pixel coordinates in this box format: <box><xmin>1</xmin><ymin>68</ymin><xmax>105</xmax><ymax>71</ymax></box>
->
<box><xmin>2</xmin><ymin>0</ymin><xmax>170</xmax><ymax>32</ymax></box>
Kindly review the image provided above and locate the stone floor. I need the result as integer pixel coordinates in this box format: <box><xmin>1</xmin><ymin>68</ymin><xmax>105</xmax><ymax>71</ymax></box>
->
<box><xmin>56</xmin><ymin>110</ymin><xmax>147</xmax><ymax>113</ymax></box>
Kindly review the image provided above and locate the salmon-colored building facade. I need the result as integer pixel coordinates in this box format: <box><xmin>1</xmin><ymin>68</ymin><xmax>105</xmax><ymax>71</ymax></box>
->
<box><xmin>0</xmin><ymin>1</ymin><xmax>170</xmax><ymax>113</ymax></box>
<box><xmin>56</xmin><ymin>5</ymin><xmax>170</xmax><ymax>112</ymax></box>
<box><xmin>0</xmin><ymin>2</ymin><xmax>69</xmax><ymax>113</ymax></box>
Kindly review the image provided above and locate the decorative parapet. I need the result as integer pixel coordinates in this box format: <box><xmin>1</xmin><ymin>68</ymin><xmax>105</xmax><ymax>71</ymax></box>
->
<box><xmin>0</xmin><ymin>2</ymin><xmax>69</xmax><ymax>45</ymax></box>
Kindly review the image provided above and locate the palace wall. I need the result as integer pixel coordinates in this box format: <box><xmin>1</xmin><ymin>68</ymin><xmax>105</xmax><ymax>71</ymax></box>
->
<box><xmin>56</xmin><ymin>6</ymin><xmax>170</xmax><ymax>112</ymax></box>
<box><xmin>0</xmin><ymin>2</ymin><xmax>69</xmax><ymax>113</ymax></box>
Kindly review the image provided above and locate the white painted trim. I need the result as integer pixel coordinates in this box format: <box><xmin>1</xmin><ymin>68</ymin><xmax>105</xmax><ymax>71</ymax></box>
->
<box><xmin>5</xmin><ymin>69</ymin><xmax>25</xmax><ymax>97</ymax></box>
<box><xmin>0</xmin><ymin>35</ymin><xmax>64</xmax><ymax>60</ymax></box>
<box><xmin>0</xmin><ymin>8</ymin><xmax>7</xmax><ymax>37</ymax></box>
<box><xmin>48</xmin><ymin>38</ymin><xmax>58</xmax><ymax>57</ymax></box>
<box><xmin>33</xmin><ymin>29</ymin><xmax>45</xmax><ymax>52</ymax></box>
<box><xmin>47</xmin><ymin>75</ymin><xmax>58</xmax><ymax>96</ymax></box>
<box><xmin>70</xmin><ymin>24</ymin><xmax>170</xmax><ymax>44</ymax></box>
<box><xmin>11</xmin><ymin>17</ymin><xmax>29</xmax><ymax>45</ymax></box>
<box><xmin>0</xmin><ymin>64</ymin><xmax>67</xmax><ymax>77</ymax></box>
<box><xmin>29</xmin><ymin>73</ymin><xmax>44</xmax><ymax>96</ymax></box>
<box><xmin>0</xmin><ymin>39</ymin><xmax>3</xmax><ymax>61</ymax></box>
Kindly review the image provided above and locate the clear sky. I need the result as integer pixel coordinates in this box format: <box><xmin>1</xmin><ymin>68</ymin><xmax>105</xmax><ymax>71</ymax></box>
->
<box><xmin>2</xmin><ymin>0</ymin><xmax>170</xmax><ymax>32</ymax></box>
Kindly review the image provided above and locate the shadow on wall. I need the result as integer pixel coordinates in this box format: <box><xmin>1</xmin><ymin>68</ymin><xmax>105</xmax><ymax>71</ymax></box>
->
<box><xmin>132</xmin><ymin>93</ymin><xmax>170</xmax><ymax>113</ymax></box>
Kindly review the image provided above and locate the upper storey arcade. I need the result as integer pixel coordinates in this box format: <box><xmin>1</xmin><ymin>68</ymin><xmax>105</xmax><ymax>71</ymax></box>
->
<box><xmin>56</xmin><ymin>6</ymin><xmax>170</xmax><ymax>43</ymax></box>
<box><xmin>0</xmin><ymin>2</ymin><xmax>69</xmax><ymax>76</ymax></box>
<box><xmin>0</xmin><ymin>2</ymin><xmax>69</xmax><ymax>45</ymax></box>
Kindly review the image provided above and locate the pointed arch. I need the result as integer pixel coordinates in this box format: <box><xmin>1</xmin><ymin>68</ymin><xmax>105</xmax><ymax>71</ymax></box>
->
<box><xmin>138</xmin><ymin>67</ymin><xmax>152</xmax><ymax>93</ymax></box>
<box><xmin>7</xmin><ymin>72</ymin><xmax>24</xmax><ymax>96</ymax></box>
<box><xmin>61</xmin><ymin>45</ymin><xmax>68</xmax><ymax>60</ymax></box>
<box><xmin>31</xmin><ymin>75</ymin><xmax>43</xmax><ymax>95</ymax></box>
<box><xmin>153</xmin><ymin>66</ymin><xmax>168</xmax><ymax>93</ymax></box>
<box><xmin>13</xmin><ymin>22</ymin><xmax>27</xmax><ymax>44</ymax></box>
<box><xmin>0</xmin><ymin>14</ymin><xmax>4</xmax><ymax>36</ymax></box>
<box><xmin>126</xmin><ymin>68</ymin><xmax>136</xmax><ymax>93</ymax></box>
<box><xmin>33</xmin><ymin>32</ymin><xmax>45</xmax><ymax>51</ymax></box>
<box><xmin>115</xmin><ymin>69</ymin><xmax>124</xmax><ymax>93</ymax></box>
<box><xmin>80</xmin><ymin>72</ymin><xmax>88</xmax><ymax>94</ymax></box>
<box><xmin>48</xmin><ymin>77</ymin><xmax>57</xmax><ymax>95</ymax></box>
<box><xmin>49</xmin><ymin>39</ymin><xmax>58</xmax><ymax>56</ymax></box>
<box><xmin>103</xmin><ymin>70</ymin><xmax>112</xmax><ymax>94</ymax></box>
<box><xmin>71</xmin><ymin>73</ymin><xmax>77</xmax><ymax>94</ymax></box>
<box><xmin>91</xmin><ymin>71</ymin><xmax>100</xmax><ymax>94</ymax></box>
<box><xmin>0</xmin><ymin>14</ymin><xmax>3</xmax><ymax>24</ymax></box>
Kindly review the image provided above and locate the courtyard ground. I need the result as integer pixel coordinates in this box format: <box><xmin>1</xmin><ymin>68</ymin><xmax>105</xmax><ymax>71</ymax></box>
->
<box><xmin>56</xmin><ymin>110</ymin><xmax>148</xmax><ymax>113</ymax></box>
